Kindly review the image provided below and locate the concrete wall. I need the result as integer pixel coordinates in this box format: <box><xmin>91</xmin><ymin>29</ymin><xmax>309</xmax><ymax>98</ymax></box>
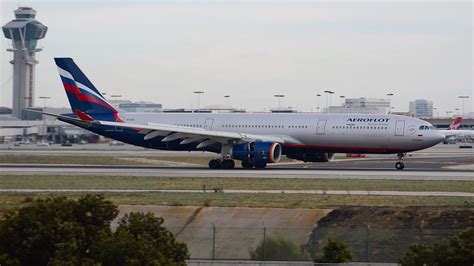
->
<box><xmin>115</xmin><ymin>206</ymin><xmax>331</xmax><ymax>260</ymax></box>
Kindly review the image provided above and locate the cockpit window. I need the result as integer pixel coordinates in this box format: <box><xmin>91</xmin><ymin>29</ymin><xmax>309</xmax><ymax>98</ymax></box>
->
<box><xmin>419</xmin><ymin>125</ymin><xmax>433</xmax><ymax>130</ymax></box>
<box><xmin>419</xmin><ymin>126</ymin><xmax>435</xmax><ymax>130</ymax></box>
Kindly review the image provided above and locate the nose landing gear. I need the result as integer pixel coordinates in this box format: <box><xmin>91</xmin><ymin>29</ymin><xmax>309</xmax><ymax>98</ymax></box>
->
<box><xmin>395</xmin><ymin>153</ymin><xmax>406</xmax><ymax>170</ymax></box>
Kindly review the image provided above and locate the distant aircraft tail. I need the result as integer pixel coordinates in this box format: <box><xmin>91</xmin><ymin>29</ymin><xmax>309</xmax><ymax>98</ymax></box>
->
<box><xmin>448</xmin><ymin>117</ymin><xmax>462</xmax><ymax>130</ymax></box>
<box><xmin>54</xmin><ymin>58</ymin><xmax>122</xmax><ymax>122</ymax></box>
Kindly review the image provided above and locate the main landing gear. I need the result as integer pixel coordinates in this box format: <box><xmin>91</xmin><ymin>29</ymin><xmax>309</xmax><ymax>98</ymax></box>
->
<box><xmin>208</xmin><ymin>159</ymin><xmax>267</xmax><ymax>169</ymax></box>
<box><xmin>395</xmin><ymin>152</ymin><xmax>406</xmax><ymax>170</ymax></box>
<box><xmin>208</xmin><ymin>159</ymin><xmax>235</xmax><ymax>169</ymax></box>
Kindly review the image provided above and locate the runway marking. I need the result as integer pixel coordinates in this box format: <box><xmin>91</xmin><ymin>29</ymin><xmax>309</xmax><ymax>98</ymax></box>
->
<box><xmin>1</xmin><ymin>189</ymin><xmax>472</xmax><ymax>197</ymax></box>
<box><xmin>118</xmin><ymin>157</ymin><xmax>201</xmax><ymax>167</ymax></box>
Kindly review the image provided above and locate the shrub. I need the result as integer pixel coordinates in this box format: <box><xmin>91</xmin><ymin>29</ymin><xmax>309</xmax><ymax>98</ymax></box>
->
<box><xmin>0</xmin><ymin>195</ymin><xmax>189</xmax><ymax>265</ymax></box>
<box><xmin>250</xmin><ymin>235</ymin><xmax>311</xmax><ymax>261</ymax></box>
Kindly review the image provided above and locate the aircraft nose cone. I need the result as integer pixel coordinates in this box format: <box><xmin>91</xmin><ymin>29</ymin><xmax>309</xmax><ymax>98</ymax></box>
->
<box><xmin>433</xmin><ymin>131</ymin><xmax>445</xmax><ymax>144</ymax></box>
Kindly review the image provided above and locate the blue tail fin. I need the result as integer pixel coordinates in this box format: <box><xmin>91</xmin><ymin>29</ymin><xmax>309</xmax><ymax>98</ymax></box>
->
<box><xmin>54</xmin><ymin>58</ymin><xmax>122</xmax><ymax>122</ymax></box>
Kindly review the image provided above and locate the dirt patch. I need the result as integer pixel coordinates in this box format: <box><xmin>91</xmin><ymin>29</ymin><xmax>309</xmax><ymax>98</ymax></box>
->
<box><xmin>304</xmin><ymin>206</ymin><xmax>474</xmax><ymax>263</ymax></box>
<box><xmin>315</xmin><ymin>206</ymin><xmax>473</xmax><ymax>229</ymax></box>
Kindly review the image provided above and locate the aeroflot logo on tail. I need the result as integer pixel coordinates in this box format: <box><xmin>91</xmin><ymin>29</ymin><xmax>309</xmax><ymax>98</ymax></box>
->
<box><xmin>347</xmin><ymin>118</ymin><xmax>390</xmax><ymax>122</ymax></box>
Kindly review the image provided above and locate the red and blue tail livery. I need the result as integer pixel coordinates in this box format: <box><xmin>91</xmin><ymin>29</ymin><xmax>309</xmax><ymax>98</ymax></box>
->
<box><xmin>54</xmin><ymin>58</ymin><xmax>122</xmax><ymax>122</ymax></box>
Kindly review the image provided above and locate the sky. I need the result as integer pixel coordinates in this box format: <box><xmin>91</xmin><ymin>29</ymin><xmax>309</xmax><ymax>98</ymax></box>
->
<box><xmin>1</xmin><ymin>0</ymin><xmax>472</xmax><ymax>115</ymax></box>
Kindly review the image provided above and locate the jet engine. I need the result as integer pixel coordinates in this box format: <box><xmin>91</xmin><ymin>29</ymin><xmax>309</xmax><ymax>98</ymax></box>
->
<box><xmin>232</xmin><ymin>142</ymin><xmax>282</xmax><ymax>168</ymax></box>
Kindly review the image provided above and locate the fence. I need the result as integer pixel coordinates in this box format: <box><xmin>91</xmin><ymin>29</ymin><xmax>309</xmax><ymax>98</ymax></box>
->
<box><xmin>166</xmin><ymin>225</ymin><xmax>463</xmax><ymax>263</ymax></box>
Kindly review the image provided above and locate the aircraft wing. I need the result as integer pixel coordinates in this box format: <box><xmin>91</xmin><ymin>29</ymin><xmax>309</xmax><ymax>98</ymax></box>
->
<box><xmin>98</xmin><ymin>120</ymin><xmax>295</xmax><ymax>148</ymax></box>
<box><xmin>29</xmin><ymin>109</ymin><xmax>300</xmax><ymax>147</ymax></box>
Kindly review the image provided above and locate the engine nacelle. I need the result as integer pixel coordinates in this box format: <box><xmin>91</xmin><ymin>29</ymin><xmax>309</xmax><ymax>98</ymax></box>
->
<box><xmin>286</xmin><ymin>152</ymin><xmax>335</xmax><ymax>162</ymax></box>
<box><xmin>232</xmin><ymin>142</ymin><xmax>282</xmax><ymax>164</ymax></box>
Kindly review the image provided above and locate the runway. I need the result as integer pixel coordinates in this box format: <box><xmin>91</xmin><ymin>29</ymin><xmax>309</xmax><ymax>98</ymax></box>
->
<box><xmin>1</xmin><ymin>164</ymin><xmax>473</xmax><ymax>180</ymax></box>
<box><xmin>1</xmin><ymin>188</ymin><xmax>472</xmax><ymax>197</ymax></box>
<box><xmin>1</xmin><ymin>143</ymin><xmax>472</xmax><ymax>180</ymax></box>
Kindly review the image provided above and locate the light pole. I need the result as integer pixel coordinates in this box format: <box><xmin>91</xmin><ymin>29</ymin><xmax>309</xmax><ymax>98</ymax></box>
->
<box><xmin>38</xmin><ymin>96</ymin><xmax>51</xmax><ymax>108</ymax></box>
<box><xmin>433</xmin><ymin>107</ymin><xmax>438</xmax><ymax>118</ymax></box>
<box><xmin>194</xmin><ymin>91</ymin><xmax>205</xmax><ymax>110</ymax></box>
<box><xmin>38</xmin><ymin>96</ymin><xmax>51</xmax><ymax>134</ymax></box>
<box><xmin>455</xmin><ymin>108</ymin><xmax>460</xmax><ymax>116</ymax></box>
<box><xmin>446</xmin><ymin>111</ymin><xmax>453</xmax><ymax>118</ymax></box>
<box><xmin>387</xmin><ymin>93</ymin><xmax>394</xmax><ymax>114</ymax></box>
<box><xmin>339</xmin><ymin>95</ymin><xmax>345</xmax><ymax>106</ymax></box>
<box><xmin>323</xmin><ymin>90</ymin><xmax>334</xmax><ymax>113</ymax></box>
<box><xmin>329</xmin><ymin>91</ymin><xmax>335</xmax><ymax>107</ymax></box>
<box><xmin>458</xmin><ymin>96</ymin><xmax>469</xmax><ymax>118</ymax></box>
<box><xmin>224</xmin><ymin>95</ymin><xmax>230</xmax><ymax>106</ymax></box>
<box><xmin>274</xmin><ymin>94</ymin><xmax>285</xmax><ymax>110</ymax></box>
<box><xmin>316</xmin><ymin>94</ymin><xmax>321</xmax><ymax>112</ymax></box>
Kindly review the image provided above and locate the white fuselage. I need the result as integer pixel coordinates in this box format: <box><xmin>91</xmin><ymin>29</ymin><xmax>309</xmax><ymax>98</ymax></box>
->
<box><xmin>119</xmin><ymin>112</ymin><xmax>444</xmax><ymax>153</ymax></box>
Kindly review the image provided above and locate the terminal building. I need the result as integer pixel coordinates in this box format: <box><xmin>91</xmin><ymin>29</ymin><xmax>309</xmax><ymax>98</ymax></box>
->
<box><xmin>0</xmin><ymin>107</ymin><xmax>98</xmax><ymax>144</ymax></box>
<box><xmin>327</xmin><ymin>97</ymin><xmax>390</xmax><ymax>114</ymax></box>
<box><xmin>119</xmin><ymin>102</ymin><xmax>163</xmax><ymax>112</ymax></box>
<box><xmin>423</xmin><ymin>117</ymin><xmax>474</xmax><ymax>130</ymax></box>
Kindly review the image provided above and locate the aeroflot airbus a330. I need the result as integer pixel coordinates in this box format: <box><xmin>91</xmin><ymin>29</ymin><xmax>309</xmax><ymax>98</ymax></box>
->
<box><xmin>40</xmin><ymin>58</ymin><xmax>445</xmax><ymax>170</ymax></box>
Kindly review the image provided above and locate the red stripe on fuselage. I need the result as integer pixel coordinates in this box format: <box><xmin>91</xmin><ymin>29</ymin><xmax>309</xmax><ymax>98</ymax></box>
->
<box><xmin>283</xmin><ymin>143</ymin><xmax>410</xmax><ymax>153</ymax></box>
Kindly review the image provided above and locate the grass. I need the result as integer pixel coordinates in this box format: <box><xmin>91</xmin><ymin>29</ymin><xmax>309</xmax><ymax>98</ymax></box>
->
<box><xmin>0</xmin><ymin>154</ymin><xmax>300</xmax><ymax>166</ymax></box>
<box><xmin>0</xmin><ymin>192</ymin><xmax>472</xmax><ymax>212</ymax></box>
<box><xmin>1</xmin><ymin>175</ymin><xmax>474</xmax><ymax>193</ymax></box>
<box><xmin>1</xmin><ymin>175</ymin><xmax>473</xmax><ymax>212</ymax></box>
<box><xmin>0</xmin><ymin>155</ymin><xmax>215</xmax><ymax>165</ymax></box>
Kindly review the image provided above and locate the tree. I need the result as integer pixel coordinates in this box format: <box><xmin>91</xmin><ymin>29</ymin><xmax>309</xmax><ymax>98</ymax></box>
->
<box><xmin>0</xmin><ymin>195</ymin><xmax>116</xmax><ymax>265</ymax></box>
<box><xmin>400</xmin><ymin>228</ymin><xmax>474</xmax><ymax>266</ymax></box>
<box><xmin>96</xmin><ymin>212</ymin><xmax>188</xmax><ymax>266</ymax></box>
<box><xmin>0</xmin><ymin>195</ymin><xmax>188</xmax><ymax>266</ymax></box>
<box><xmin>250</xmin><ymin>235</ymin><xmax>311</xmax><ymax>261</ymax></box>
<box><xmin>316</xmin><ymin>237</ymin><xmax>354</xmax><ymax>263</ymax></box>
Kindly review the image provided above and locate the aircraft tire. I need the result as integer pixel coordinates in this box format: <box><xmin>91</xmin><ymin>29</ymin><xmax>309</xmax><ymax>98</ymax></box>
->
<box><xmin>209</xmin><ymin>159</ymin><xmax>222</xmax><ymax>169</ymax></box>
<box><xmin>222</xmin><ymin>159</ymin><xmax>235</xmax><ymax>169</ymax></box>
<box><xmin>395</xmin><ymin>162</ymin><xmax>405</xmax><ymax>170</ymax></box>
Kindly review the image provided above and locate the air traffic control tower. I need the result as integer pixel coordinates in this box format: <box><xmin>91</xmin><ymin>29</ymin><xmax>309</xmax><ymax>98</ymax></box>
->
<box><xmin>2</xmin><ymin>7</ymin><xmax>48</xmax><ymax>119</ymax></box>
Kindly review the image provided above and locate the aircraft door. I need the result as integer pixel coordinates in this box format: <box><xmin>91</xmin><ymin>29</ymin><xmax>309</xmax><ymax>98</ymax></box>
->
<box><xmin>395</xmin><ymin>120</ymin><xmax>405</xmax><ymax>136</ymax></box>
<box><xmin>316</xmin><ymin>120</ymin><xmax>327</xmax><ymax>135</ymax></box>
<box><xmin>204</xmin><ymin>118</ymin><xmax>214</xmax><ymax>130</ymax></box>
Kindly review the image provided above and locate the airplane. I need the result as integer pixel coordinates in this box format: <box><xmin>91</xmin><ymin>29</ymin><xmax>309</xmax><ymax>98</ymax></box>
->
<box><xmin>39</xmin><ymin>58</ymin><xmax>445</xmax><ymax>170</ymax></box>
<box><xmin>438</xmin><ymin>117</ymin><xmax>474</xmax><ymax>143</ymax></box>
